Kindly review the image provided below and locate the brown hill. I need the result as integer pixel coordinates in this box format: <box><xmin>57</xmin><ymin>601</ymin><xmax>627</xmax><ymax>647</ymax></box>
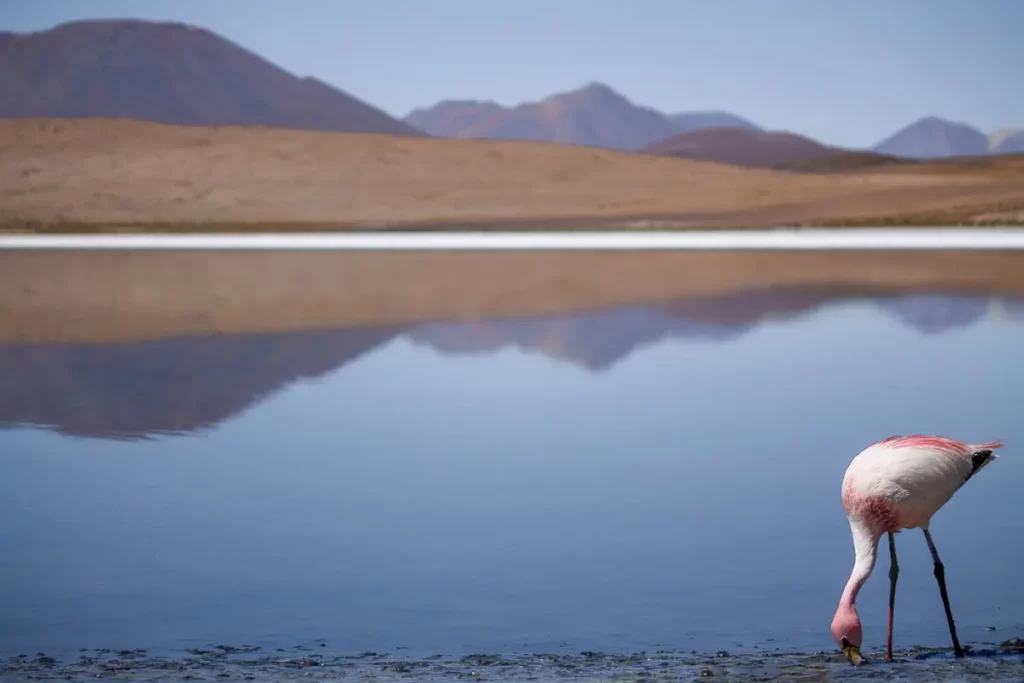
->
<box><xmin>403</xmin><ymin>83</ymin><xmax>760</xmax><ymax>151</ymax></box>
<box><xmin>859</xmin><ymin>153</ymin><xmax>1024</xmax><ymax>177</ymax></box>
<box><xmin>0</xmin><ymin>19</ymin><xmax>420</xmax><ymax>136</ymax></box>
<box><xmin>772</xmin><ymin>152</ymin><xmax>910</xmax><ymax>173</ymax></box>
<box><xmin>643</xmin><ymin>127</ymin><xmax>900</xmax><ymax>171</ymax></box>
<box><xmin>2</xmin><ymin>119</ymin><xmax>1024</xmax><ymax>230</ymax></box>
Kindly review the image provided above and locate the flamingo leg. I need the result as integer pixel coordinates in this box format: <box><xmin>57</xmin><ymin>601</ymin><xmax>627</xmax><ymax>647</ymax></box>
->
<box><xmin>923</xmin><ymin>529</ymin><xmax>965</xmax><ymax>658</ymax></box>
<box><xmin>886</xmin><ymin>531</ymin><xmax>898</xmax><ymax>661</ymax></box>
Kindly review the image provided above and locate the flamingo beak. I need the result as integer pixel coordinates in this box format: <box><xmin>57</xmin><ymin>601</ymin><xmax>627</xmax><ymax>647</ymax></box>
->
<box><xmin>841</xmin><ymin>639</ymin><xmax>864</xmax><ymax>665</ymax></box>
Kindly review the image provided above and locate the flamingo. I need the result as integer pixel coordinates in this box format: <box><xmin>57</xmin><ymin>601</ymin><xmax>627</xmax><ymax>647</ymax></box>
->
<box><xmin>830</xmin><ymin>435</ymin><xmax>1004</xmax><ymax>665</ymax></box>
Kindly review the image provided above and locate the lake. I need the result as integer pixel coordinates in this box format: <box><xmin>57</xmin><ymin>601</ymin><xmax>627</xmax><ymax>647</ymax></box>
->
<box><xmin>2</xmin><ymin>284</ymin><xmax>1023</xmax><ymax>680</ymax></box>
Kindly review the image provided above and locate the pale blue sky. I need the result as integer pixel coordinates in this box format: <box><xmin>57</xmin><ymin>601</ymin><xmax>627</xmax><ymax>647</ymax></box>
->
<box><xmin>4</xmin><ymin>0</ymin><xmax>1022</xmax><ymax>147</ymax></box>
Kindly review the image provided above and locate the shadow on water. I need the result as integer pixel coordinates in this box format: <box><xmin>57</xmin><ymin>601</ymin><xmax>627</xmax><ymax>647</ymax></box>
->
<box><xmin>0</xmin><ymin>286</ymin><xmax>1022</xmax><ymax>441</ymax></box>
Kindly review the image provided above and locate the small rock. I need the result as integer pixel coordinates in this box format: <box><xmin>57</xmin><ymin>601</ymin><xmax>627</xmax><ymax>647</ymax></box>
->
<box><xmin>715</xmin><ymin>650</ymin><xmax>730</xmax><ymax>658</ymax></box>
<box><xmin>214</xmin><ymin>644</ymin><xmax>259</xmax><ymax>654</ymax></box>
<box><xmin>282</xmin><ymin>657</ymin><xmax>321</xmax><ymax>669</ymax></box>
<box><xmin>700</xmin><ymin>668</ymin><xmax>714</xmax><ymax>677</ymax></box>
<box><xmin>1000</xmin><ymin>637</ymin><xmax>1024</xmax><ymax>651</ymax></box>
<box><xmin>983</xmin><ymin>626</ymin><xmax>997</xmax><ymax>632</ymax></box>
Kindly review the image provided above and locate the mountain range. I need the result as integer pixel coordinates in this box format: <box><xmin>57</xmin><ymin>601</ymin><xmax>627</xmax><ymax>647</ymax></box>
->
<box><xmin>404</xmin><ymin>83</ymin><xmax>761</xmax><ymax>151</ymax></box>
<box><xmin>0</xmin><ymin>19</ymin><xmax>1020</xmax><ymax>169</ymax></box>
<box><xmin>989</xmin><ymin>128</ymin><xmax>1024</xmax><ymax>154</ymax></box>
<box><xmin>409</xmin><ymin>92</ymin><xmax>1017</xmax><ymax>165</ymax></box>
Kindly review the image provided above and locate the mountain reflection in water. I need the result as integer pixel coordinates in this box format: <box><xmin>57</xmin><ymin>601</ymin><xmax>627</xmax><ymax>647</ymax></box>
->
<box><xmin>2</xmin><ymin>288</ymin><xmax>1022</xmax><ymax>441</ymax></box>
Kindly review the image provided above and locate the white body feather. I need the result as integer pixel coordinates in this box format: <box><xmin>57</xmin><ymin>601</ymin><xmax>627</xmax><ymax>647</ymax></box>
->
<box><xmin>842</xmin><ymin>437</ymin><xmax>999</xmax><ymax>532</ymax></box>
<box><xmin>831</xmin><ymin>435</ymin><xmax>1003</xmax><ymax>659</ymax></box>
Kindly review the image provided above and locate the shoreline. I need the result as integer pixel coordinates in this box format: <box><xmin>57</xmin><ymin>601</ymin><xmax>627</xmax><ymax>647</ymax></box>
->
<box><xmin>3</xmin><ymin>213</ymin><xmax>1024</xmax><ymax>234</ymax></box>
<box><xmin>4</xmin><ymin>227</ymin><xmax>1024</xmax><ymax>250</ymax></box>
<box><xmin>4</xmin><ymin>641</ymin><xmax>1023</xmax><ymax>682</ymax></box>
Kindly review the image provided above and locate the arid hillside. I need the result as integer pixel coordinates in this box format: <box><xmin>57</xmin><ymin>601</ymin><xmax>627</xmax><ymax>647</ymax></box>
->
<box><xmin>642</xmin><ymin>127</ymin><xmax>901</xmax><ymax>170</ymax></box>
<box><xmin>3</xmin><ymin>118</ymin><xmax>1023</xmax><ymax>230</ymax></box>
<box><xmin>0</xmin><ymin>20</ymin><xmax>420</xmax><ymax>136</ymax></box>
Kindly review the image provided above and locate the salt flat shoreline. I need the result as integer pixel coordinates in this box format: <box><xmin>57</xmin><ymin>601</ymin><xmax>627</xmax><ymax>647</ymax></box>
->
<box><xmin>3</xmin><ymin>227</ymin><xmax>1024</xmax><ymax>251</ymax></box>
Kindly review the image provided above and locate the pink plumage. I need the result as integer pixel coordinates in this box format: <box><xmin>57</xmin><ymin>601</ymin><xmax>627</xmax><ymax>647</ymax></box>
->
<box><xmin>830</xmin><ymin>434</ymin><xmax>1005</xmax><ymax>665</ymax></box>
<box><xmin>873</xmin><ymin>434</ymin><xmax>1004</xmax><ymax>454</ymax></box>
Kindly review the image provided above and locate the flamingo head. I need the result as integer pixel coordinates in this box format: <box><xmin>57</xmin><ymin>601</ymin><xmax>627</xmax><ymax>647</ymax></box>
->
<box><xmin>831</xmin><ymin>603</ymin><xmax>864</xmax><ymax>665</ymax></box>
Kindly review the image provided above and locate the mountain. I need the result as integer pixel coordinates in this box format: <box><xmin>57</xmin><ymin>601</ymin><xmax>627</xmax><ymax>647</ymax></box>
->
<box><xmin>668</xmin><ymin>111</ymin><xmax>761</xmax><ymax>134</ymax></box>
<box><xmin>989</xmin><ymin>128</ymin><xmax>1024</xmax><ymax>152</ymax></box>
<box><xmin>403</xmin><ymin>82</ymin><xmax>759</xmax><ymax>151</ymax></box>
<box><xmin>642</xmin><ymin>127</ymin><xmax>900</xmax><ymax>170</ymax></box>
<box><xmin>0</xmin><ymin>19</ymin><xmax>421</xmax><ymax>136</ymax></box>
<box><xmin>403</xmin><ymin>100</ymin><xmax>507</xmax><ymax>138</ymax></box>
<box><xmin>873</xmin><ymin>116</ymin><xmax>989</xmax><ymax>159</ymax></box>
<box><xmin>991</xmin><ymin>129</ymin><xmax>1024</xmax><ymax>155</ymax></box>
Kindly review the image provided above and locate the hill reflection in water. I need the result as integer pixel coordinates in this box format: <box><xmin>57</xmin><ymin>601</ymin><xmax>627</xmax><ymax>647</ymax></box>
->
<box><xmin>1</xmin><ymin>288</ymin><xmax>1022</xmax><ymax>441</ymax></box>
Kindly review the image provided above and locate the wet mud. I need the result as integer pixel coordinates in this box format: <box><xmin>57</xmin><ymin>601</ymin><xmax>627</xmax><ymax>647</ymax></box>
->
<box><xmin>3</xmin><ymin>641</ymin><xmax>1023</xmax><ymax>682</ymax></box>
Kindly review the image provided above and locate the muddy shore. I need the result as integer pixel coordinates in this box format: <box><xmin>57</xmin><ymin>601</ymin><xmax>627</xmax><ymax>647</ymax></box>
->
<box><xmin>3</xmin><ymin>642</ymin><xmax>1023</xmax><ymax>682</ymax></box>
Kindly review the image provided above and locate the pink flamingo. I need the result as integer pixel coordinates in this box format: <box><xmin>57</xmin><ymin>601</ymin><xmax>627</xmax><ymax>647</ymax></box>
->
<box><xmin>830</xmin><ymin>435</ymin><xmax>1004</xmax><ymax>665</ymax></box>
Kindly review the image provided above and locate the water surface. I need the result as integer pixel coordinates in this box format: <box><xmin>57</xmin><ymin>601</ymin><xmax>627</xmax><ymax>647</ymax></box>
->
<box><xmin>1</xmin><ymin>288</ymin><xmax>1023</xmax><ymax>678</ymax></box>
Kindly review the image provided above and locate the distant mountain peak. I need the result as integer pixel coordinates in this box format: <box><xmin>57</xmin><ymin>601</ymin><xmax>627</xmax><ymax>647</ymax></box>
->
<box><xmin>917</xmin><ymin>115</ymin><xmax>974</xmax><ymax>128</ymax></box>
<box><xmin>546</xmin><ymin>82</ymin><xmax>634</xmax><ymax>107</ymax></box>
<box><xmin>874</xmin><ymin>116</ymin><xmax>989</xmax><ymax>159</ymax></box>
<box><xmin>574</xmin><ymin>81</ymin><xmax>621</xmax><ymax>96</ymax></box>
<box><xmin>989</xmin><ymin>127</ymin><xmax>1024</xmax><ymax>154</ymax></box>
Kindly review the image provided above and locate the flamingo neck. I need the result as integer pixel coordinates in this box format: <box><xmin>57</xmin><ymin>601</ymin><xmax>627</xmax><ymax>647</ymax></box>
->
<box><xmin>840</xmin><ymin>520</ymin><xmax>881</xmax><ymax>609</ymax></box>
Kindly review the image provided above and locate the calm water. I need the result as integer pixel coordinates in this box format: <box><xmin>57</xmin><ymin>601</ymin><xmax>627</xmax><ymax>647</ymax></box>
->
<box><xmin>2</xmin><ymin>288</ymin><xmax>1023</xmax><ymax>670</ymax></box>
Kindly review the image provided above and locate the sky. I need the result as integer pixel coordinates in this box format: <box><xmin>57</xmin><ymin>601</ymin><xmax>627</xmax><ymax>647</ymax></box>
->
<box><xmin>3</xmin><ymin>0</ymin><xmax>1022</xmax><ymax>148</ymax></box>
